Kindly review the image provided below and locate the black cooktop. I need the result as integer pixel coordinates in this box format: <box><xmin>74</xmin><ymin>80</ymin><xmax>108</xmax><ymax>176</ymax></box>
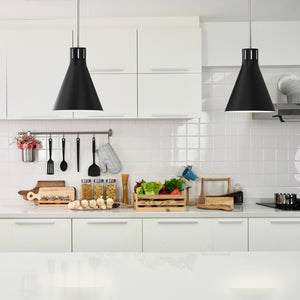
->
<box><xmin>257</xmin><ymin>202</ymin><xmax>300</xmax><ymax>211</ymax></box>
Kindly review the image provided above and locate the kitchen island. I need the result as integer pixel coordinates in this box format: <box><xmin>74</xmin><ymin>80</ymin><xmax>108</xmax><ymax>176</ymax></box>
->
<box><xmin>1</xmin><ymin>251</ymin><xmax>299</xmax><ymax>300</ymax></box>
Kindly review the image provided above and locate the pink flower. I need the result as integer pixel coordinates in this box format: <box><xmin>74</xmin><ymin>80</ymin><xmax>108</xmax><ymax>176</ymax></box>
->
<box><xmin>32</xmin><ymin>141</ymin><xmax>36</xmax><ymax>146</ymax></box>
<box><xmin>28</xmin><ymin>144</ymin><xmax>33</xmax><ymax>149</ymax></box>
<box><xmin>18</xmin><ymin>144</ymin><xmax>23</xmax><ymax>149</ymax></box>
<box><xmin>23</xmin><ymin>135</ymin><xmax>28</xmax><ymax>141</ymax></box>
<box><xmin>36</xmin><ymin>144</ymin><xmax>41</xmax><ymax>149</ymax></box>
<box><xmin>23</xmin><ymin>144</ymin><xmax>28</xmax><ymax>149</ymax></box>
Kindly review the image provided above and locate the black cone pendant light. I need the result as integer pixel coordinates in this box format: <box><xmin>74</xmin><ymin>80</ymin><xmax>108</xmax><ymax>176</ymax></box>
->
<box><xmin>54</xmin><ymin>0</ymin><xmax>103</xmax><ymax>111</ymax></box>
<box><xmin>225</xmin><ymin>0</ymin><xmax>274</xmax><ymax>112</ymax></box>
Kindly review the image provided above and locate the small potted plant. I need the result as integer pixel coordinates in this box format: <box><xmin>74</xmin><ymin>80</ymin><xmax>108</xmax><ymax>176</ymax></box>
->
<box><xmin>15</xmin><ymin>131</ymin><xmax>42</xmax><ymax>162</ymax></box>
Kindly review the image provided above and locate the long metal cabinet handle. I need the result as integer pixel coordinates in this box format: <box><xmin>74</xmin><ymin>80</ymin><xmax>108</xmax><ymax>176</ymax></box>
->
<box><xmin>270</xmin><ymin>220</ymin><xmax>300</xmax><ymax>224</ymax></box>
<box><xmin>151</xmin><ymin>68</ymin><xmax>189</xmax><ymax>72</ymax></box>
<box><xmin>87</xmin><ymin>114</ymin><xmax>125</xmax><ymax>118</ymax></box>
<box><xmin>157</xmin><ymin>220</ymin><xmax>198</xmax><ymax>225</ymax></box>
<box><xmin>218</xmin><ymin>220</ymin><xmax>243</xmax><ymax>224</ymax></box>
<box><xmin>152</xmin><ymin>114</ymin><xmax>189</xmax><ymax>118</ymax></box>
<box><xmin>87</xmin><ymin>221</ymin><xmax>128</xmax><ymax>225</ymax></box>
<box><xmin>15</xmin><ymin>221</ymin><xmax>56</xmax><ymax>225</ymax></box>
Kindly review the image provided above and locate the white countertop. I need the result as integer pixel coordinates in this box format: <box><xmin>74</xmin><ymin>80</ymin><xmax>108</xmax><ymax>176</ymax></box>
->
<box><xmin>1</xmin><ymin>199</ymin><xmax>300</xmax><ymax>218</ymax></box>
<box><xmin>2</xmin><ymin>251</ymin><xmax>300</xmax><ymax>300</ymax></box>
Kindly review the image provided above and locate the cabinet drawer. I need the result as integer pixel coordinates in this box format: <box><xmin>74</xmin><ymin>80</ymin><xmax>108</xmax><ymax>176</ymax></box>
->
<box><xmin>143</xmin><ymin>219</ymin><xmax>212</xmax><ymax>252</ymax></box>
<box><xmin>0</xmin><ymin>219</ymin><xmax>71</xmax><ymax>252</ymax></box>
<box><xmin>138</xmin><ymin>74</ymin><xmax>201</xmax><ymax>119</ymax></box>
<box><xmin>73</xmin><ymin>219</ymin><xmax>142</xmax><ymax>252</ymax></box>
<box><xmin>213</xmin><ymin>219</ymin><xmax>248</xmax><ymax>251</ymax></box>
<box><xmin>249</xmin><ymin>218</ymin><xmax>300</xmax><ymax>251</ymax></box>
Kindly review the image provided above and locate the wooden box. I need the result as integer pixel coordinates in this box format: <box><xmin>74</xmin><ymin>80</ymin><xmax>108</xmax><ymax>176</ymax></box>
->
<box><xmin>132</xmin><ymin>193</ymin><xmax>186</xmax><ymax>212</ymax></box>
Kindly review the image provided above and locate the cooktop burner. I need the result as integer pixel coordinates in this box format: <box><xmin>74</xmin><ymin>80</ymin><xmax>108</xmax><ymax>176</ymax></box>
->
<box><xmin>257</xmin><ymin>202</ymin><xmax>300</xmax><ymax>211</ymax></box>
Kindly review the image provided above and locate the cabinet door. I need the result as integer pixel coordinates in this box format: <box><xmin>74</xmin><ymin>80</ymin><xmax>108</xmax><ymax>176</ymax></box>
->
<box><xmin>143</xmin><ymin>219</ymin><xmax>212</xmax><ymax>252</ymax></box>
<box><xmin>0</xmin><ymin>47</ymin><xmax>6</xmax><ymax>119</ymax></box>
<box><xmin>6</xmin><ymin>30</ymin><xmax>73</xmax><ymax>119</ymax></box>
<box><xmin>0</xmin><ymin>219</ymin><xmax>71</xmax><ymax>252</ymax></box>
<box><xmin>249</xmin><ymin>218</ymin><xmax>300</xmax><ymax>251</ymax></box>
<box><xmin>73</xmin><ymin>74</ymin><xmax>137</xmax><ymax>119</ymax></box>
<box><xmin>73</xmin><ymin>219</ymin><xmax>142</xmax><ymax>252</ymax></box>
<box><xmin>138</xmin><ymin>28</ymin><xmax>201</xmax><ymax>73</ymax></box>
<box><xmin>138</xmin><ymin>74</ymin><xmax>201</xmax><ymax>118</ymax></box>
<box><xmin>81</xmin><ymin>28</ymin><xmax>136</xmax><ymax>73</ymax></box>
<box><xmin>213</xmin><ymin>219</ymin><xmax>248</xmax><ymax>251</ymax></box>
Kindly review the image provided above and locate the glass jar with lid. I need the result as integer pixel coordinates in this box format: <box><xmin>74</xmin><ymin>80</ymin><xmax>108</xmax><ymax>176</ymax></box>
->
<box><xmin>93</xmin><ymin>179</ymin><xmax>105</xmax><ymax>200</ymax></box>
<box><xmin>106</xmin><ymin>179</ymin><xmax>117</xmax><ymax>201</ymax></box>
<box><xmin>81</xmin><ymin>179</ymin><xmax>92</xmax><ymax>200</ymax></box>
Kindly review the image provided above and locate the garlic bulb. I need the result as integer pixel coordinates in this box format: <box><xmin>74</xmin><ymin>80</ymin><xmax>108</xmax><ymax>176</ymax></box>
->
<box><xmin>97</xmin><ymin>197</ymin><xmax>105</xmax><ymax>207</ymax></box>
<box><xmin>81</xmin><ymin>200</ymin><xmax>89</xmax><ymax>208</ymax></box>
<box><xmin>73</xmin><ymin>200</ymin><xmax>81</xmax><ymax>209</ymax></box>
<box><xmin>89</xmin><ymin>199</ymin><xmax>97</xmax><ymax>209</ymax></box>
<box><xmin>68</xmin><ymin>201</ymin><xmax>74</xmax><ymax>210</ymax></box>
<box><xmin>106</xmin><ymin>198</ymin><xmax>114</xmax><ymax>209</ymax></box>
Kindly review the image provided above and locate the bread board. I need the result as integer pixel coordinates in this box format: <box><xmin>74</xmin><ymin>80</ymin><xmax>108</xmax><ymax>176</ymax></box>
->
<box><xmin>18</xmin><ymin>181</ymin><xmax>65</xmax><ymax>200</ymax></box>
<box><xmin>197</xmin><ymin>204</ymin><xmax>233</xmax><ymax>211</ymax></box>
<box><xmin>27</xmin><ymin>187</ymin><xmax>75</xmax><ymax>206</ymax></box>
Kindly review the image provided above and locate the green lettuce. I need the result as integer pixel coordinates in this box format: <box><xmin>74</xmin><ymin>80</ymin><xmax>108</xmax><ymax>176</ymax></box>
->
<box><xmin>141</xmin><ymin>182</ymin><xmax>164</xmax><ymax>195</ymax></box>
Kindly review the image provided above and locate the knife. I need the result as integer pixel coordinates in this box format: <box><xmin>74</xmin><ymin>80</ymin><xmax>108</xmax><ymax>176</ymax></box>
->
<box><xmin>76</xmin><ymin>136</ymin><xmax>80</xmax><ymax>172</ymax></box>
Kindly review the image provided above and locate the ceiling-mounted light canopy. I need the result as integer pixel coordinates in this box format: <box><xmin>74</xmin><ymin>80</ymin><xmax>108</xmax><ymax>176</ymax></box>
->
<box><xmin>225</xmin><ymin>0</ymin><xmax>275</xmax><ymax>112</ymax></box>
<box><xmin>53</xmin><ymin>0</ymin><xmax>103</xmax><ymax>111</ymax></box>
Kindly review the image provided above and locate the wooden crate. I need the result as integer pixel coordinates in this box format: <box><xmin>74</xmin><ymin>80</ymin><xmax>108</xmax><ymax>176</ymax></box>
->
<box><xmin>132</xmin><ymin>193</ymin><xmax>186</xmax><ymax>212</ymax></box>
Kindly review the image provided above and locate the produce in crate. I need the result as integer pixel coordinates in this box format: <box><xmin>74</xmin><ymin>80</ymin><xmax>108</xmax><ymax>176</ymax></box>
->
<box><xmin>164</xmin><ymin>178</ymin><xmax>186</xmax><ymax>194</ymax></box>
<box><xmin>141</xmin><ymin>182</ymin><xmax>164</xmax><ymax>195</ymax></box>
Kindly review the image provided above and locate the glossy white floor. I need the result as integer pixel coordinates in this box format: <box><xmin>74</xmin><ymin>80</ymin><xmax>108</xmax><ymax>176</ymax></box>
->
<box><xmin>2</xmin><ymin>252</ymin><xmax>299</xmax><ymax>300</ymax></box>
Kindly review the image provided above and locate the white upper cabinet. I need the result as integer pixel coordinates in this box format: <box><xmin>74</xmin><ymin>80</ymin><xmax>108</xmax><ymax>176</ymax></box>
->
<box><xmin>0</xmin><ymin>47</ymin><xmax>6</xmax><ymax>119</ymax></box>
<box><xmin>202</xmin><ymin>21</ymin><xmax>300</xmax><ymax>66</ymax></box>
<box><xmin>73</xmin><ymin>28</ymin><xmax>137</xmax><ymax>119</ymax></box>
<box><xmin>6</xmin><ymin>29</ymin><xmax>73</xmax><ymax>119</ymax></box>
<box><xmin>138</xmin><ymin>28</ymin><xmax>202</xmax><ymax>73</ymax></box>
<box><xmin>73</xmin><ymin>74</ymin><xmax>137</xmax><ymax>119</ymax></box>
<box><xmin>138</xmin><ymin>73</ymin><xmax>201</xmax><ymax>118</ymax></box>
<box><xmin>80</xmin><ymin>28</ymin><xmax>137</xmax><ymax>73</ymax></box>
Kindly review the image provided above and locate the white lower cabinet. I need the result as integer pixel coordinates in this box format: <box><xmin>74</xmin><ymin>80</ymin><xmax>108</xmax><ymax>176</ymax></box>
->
<box><xmin>249</xmin><ymin>218</ymin><xmax>300</xmax><ymax>251</ymax></box>
<box><xmin>0</xmin><ymin>219</ymin><xmax>71</xmax><ymax>252</ymax></box>
<box><xmin>72</xmin><ymin>219</ymin><xmax>142</xmax><ymax>252</ymax></box>
<box><xmin>213</xmin><ymin>218</ymin><xmax>248</xmax><ymax>251</ymax></box>
<box><xmin>143</xmin><ymin>219</ymin><xmax>213</xmax><ymax>252</ymax></box>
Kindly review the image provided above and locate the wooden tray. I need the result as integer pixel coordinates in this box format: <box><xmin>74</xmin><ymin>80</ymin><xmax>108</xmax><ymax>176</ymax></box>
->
<box><xmin>133</xmin><ymin>193</ymin><xmax>186</xmax><ymax>212</ymax></box>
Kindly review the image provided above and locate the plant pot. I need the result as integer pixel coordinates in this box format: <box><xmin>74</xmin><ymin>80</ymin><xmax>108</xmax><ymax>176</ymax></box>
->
<box><xmin>22</xmin><ymin>148</ymin><xmax>34</xmax><ymax>162</ymax></box>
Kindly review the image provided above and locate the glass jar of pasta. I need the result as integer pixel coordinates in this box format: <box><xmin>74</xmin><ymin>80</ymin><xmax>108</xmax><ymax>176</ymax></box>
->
<box><xmin>93</xmin><ymin>179</ymin><xmax>105</xmax><ymax>200</ymax></box>
<box><xmin>81</xmin><ymin>179</ymin><xmax>92</xmax><ymax>200</ymax></box>
<box><xmin>105</xmin><ymin>179</ymin><xmax>117</xmax><ymax>201</ymax></box>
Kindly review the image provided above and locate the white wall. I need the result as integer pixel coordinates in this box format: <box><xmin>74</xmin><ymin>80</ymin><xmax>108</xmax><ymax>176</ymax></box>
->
<box><xmin>1</xmin><ymin>65</ymin><xmax>299</xmax><ymax>206</ymax></box>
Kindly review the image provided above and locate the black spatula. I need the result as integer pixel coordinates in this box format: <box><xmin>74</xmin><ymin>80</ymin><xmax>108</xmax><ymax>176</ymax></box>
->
<box><xmin>88</xmin><ymin>136</ymin><xmax>100</xmax><ymax>177</ymax></box>
<box><xmin>47</xmin><ymin>137</ymin><xmax>54</xmax><ymax>175</ymax></box>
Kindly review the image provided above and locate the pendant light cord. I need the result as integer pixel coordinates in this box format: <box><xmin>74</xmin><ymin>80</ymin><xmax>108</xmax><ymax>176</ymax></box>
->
<box><xmin>76</xmin><ymin>0</ymin><xmax>80</xmax><ymax>47</ymax></box>
<box><xmin>249</xmin><ymin>0</ymin><xmax>252</xmax><ymax>48</ymax></box>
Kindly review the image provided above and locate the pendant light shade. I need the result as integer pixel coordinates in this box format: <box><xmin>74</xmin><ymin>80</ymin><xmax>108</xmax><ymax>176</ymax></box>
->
<box><xmin>225</xmin><ymin>0</ymin><xmax>275</xmax><ymax>112</ymax></box>
<box><xmin>53</xmin><ymin>0</ymin><xmax>103</xmax><ymax>111</ymax></box>
<box><xmin>54</xmin><ymin>48</ymin><xmax>102</xmax><ymax>110</ymax></box>
<box><xmin>225</xmin><ymin>48</ymin><xmax>275</xmax><ymax>112</ymax></box>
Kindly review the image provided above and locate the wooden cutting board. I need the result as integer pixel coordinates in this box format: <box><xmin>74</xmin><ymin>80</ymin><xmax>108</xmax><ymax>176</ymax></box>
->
<box><xmin>27</xmin><ymin>187</ymin><xmax>75</xmax><ymax>201</ymax></box>
<box><xmin>198</xmin><ymin>204</ymin><xmax>233</xmax><ymax>211</ymax></box>
<box><xmin>18</xmin><ymin>181</ymin><xmax>65</xmax><ymax>200</ymax></box>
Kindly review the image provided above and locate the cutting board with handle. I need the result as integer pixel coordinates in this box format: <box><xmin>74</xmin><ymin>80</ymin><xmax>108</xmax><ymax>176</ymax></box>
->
<box><xmin>18</xmin><ymin>181</ymin><xmax>65</xmax><ymax>200</ymax></box>
<box><xmin>27</xmin><ymin>187</ymin><xmax>75</xmax><ymax>201</ymax></box>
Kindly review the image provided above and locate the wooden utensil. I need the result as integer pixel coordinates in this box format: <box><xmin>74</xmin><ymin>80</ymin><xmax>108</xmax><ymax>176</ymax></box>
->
<box><xmin>47</xmin><ymin>137</ymin><xmax>54</xmax><ymax>175</ymax></box>
<box><xmin>27</xmin><ymin>187</ymin><xmax>75</xmax><ymax>201</ymax></box>
<box><xmin>18</xmin><ymin>180</ymin><xmax>65</xmax><ymax>200</ymax></box>
<box><xmin>198</xmin><ymin>204</ymin><xmax>233</xmax><ymax>211</ymax></box>
<box><xmin>88</xmin><ymin>136</ymin><xmax>100</xmax><ymax>177</ymax></box>
<box><xmin>60</xmin><ymin>137</ymin><xmax>68</xmax><ymax>172</ymax></box>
